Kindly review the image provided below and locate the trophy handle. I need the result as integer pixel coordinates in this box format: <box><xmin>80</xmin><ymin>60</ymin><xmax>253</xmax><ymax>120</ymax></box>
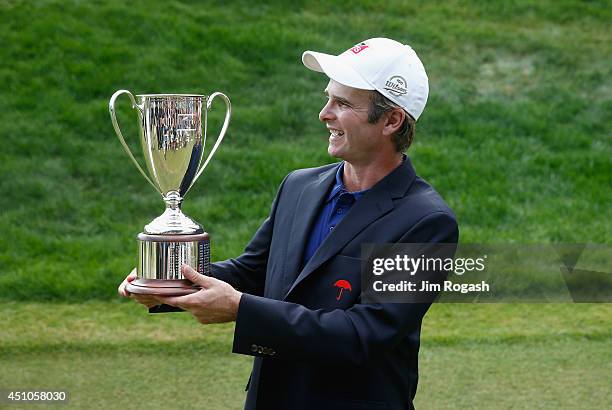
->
<box><xmin>109</xmin><ymin>90</ymin><xmax>162</xmax><ymax>195</ymax></box>
<box><xmin>189</xmin><ymin>92</ymin><xmax>232</xmax><ymax>191</ymax></box>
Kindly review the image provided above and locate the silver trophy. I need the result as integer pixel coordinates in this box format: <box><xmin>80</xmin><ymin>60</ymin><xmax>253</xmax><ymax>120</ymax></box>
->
<box><xmin>109</xmin><ymin>91</ymin><xmax>231</xmax><ymax>295</ymax></box>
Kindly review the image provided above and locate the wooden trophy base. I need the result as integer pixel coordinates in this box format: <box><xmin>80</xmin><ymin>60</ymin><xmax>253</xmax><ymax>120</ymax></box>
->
<box><xmin>126</xmin><ymin>278</ymin><xmax>200</xmax><ymax>296</ymax></box>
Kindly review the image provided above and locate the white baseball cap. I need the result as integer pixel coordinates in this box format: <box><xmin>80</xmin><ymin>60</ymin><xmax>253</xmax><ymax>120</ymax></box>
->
<box><xmin>302</xmin><ymin>37</ymin><xmax>429</xmax><ymax>120</ymax></box>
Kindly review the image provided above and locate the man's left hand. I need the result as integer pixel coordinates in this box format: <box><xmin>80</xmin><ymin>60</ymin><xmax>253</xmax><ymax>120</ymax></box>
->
<box><xmin>154</xmin><ymin>265</ymin><xmax>243</xmax><ymax>324</ymax></box>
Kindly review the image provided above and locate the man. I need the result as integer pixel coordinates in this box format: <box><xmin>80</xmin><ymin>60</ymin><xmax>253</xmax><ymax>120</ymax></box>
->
<box><xmin>119</xmin><ymin>37</ymin><xmax>458</xmax><ymax>410</ymax></box>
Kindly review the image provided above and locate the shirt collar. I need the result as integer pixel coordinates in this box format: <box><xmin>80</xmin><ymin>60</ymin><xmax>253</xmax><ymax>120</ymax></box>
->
<box><xmin>326</xmin><ymin>155</ymin><xmax>407</xmax><ymax>203</ymax></box>
<box><xmin>326</xmin><ymin>162</ymin><xmax>369</xmax><ymax>202</ymax></box>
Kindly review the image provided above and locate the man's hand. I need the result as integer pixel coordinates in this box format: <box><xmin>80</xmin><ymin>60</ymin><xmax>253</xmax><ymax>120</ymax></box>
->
<box><xmin>117</xmin><ymin>268</ymin><xmax>159</xmax><ymax>309</ymax></box>
<box><xmin>154</xmin><ymin>265</ymin><xmax>243</xmax><ymax>324</ymax></box>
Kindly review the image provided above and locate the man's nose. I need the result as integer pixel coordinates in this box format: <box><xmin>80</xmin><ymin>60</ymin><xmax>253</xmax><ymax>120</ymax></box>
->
<box><xmin>319</xmin><ymin>100</ymin><xmax>335</xmax><ymax>122</ymax></box>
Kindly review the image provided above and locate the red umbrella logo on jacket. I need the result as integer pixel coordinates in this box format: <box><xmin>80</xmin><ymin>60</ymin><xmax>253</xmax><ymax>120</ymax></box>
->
<box><xmin>333</xmin><ymin>279</ymin><xmax>352</xmax><ymax>301</ymax></box>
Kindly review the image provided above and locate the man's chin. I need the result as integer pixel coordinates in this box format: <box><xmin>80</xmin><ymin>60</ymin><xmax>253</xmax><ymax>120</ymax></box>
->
<box><xmin>328</xmin><ymin>146</ymin><xmax>345</xmax><ymax>160</ymax></box>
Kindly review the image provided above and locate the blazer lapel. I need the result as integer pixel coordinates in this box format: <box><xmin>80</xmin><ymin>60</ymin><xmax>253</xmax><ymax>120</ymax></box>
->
<box><xmin>283</xmin><ymin>157</ymin><xmax>417</xmax><ymax>299</ymax></box>
<box><xmin>282</xmin><ymin>165</ymin><xmax>338</xmax><ymax>291</ymax></box>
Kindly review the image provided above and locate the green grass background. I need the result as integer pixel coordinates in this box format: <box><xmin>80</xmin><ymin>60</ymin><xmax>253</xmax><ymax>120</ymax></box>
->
<box><xmin>0</xmin><ymin>0</ymin><xmax>610</xmax><ymax>409</ymax></box>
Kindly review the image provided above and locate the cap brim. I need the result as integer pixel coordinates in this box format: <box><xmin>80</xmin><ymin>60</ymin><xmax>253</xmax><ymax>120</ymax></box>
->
<box><xmin>302</xmin><ymin>51</ymin><xmax>374</xmax><ymax>90</ymax></box>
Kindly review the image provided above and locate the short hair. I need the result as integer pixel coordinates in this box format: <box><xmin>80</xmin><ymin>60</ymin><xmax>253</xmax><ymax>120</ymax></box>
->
<box><xmin>367</xmin><ymin>91</ymin><xmax>416</xmax><ymax>152</ymax></box>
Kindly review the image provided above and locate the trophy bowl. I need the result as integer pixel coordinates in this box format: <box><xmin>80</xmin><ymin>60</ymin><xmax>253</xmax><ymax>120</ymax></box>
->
<box><xmin>109</xmin><ymin>91</ymin><xmax>231</xmax><ymax>296</ymax></box>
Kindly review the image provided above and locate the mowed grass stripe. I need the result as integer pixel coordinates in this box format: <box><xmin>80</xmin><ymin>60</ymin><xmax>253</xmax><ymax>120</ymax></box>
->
<box><xmin>415</xmin><ymin>338</ymin><xmax>612</xmax><ymax>410</ymax></box>
<box><xmin>2</xmin><ymin>303</ymin><xmax>610</xmax><ymax>353</ymax></box>
<box><xmin>1</xmin><ymin>339</ymin><xmax>609</xmax><ymax>410</ymax></box>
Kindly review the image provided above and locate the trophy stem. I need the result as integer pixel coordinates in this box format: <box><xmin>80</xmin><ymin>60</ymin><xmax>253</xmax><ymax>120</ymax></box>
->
<box><xmin>164</xmin><ymin>190</ymin><xmax>183</xmax><ymax>210</ymax></box>
<box><xmin>144</xmin><ymin>190</ymin><xmax>204</xmax><ymax>235</ymax></box>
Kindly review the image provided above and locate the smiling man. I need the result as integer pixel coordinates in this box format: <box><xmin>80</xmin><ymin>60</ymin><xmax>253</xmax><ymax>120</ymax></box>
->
<box><xmin>119</xmin><ymin>37</ymin><xmax>458</xmax><ymax>410</ymax></box>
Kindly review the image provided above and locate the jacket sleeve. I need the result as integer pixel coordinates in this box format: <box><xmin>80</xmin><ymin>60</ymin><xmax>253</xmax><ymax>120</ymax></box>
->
<box><xmin>232</xmin><ymin>211</ymin><xmax>459</xmax><ymax>365</ymax></box>
<box><xmin>210</xmin><ymin>173</ymin><xmax>291</xmax><ymax>296</ymax></box>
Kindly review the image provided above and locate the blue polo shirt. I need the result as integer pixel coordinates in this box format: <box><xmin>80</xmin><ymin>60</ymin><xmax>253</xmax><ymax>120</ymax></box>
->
<box><xmin>302</xmin><ymin>163</ymin><xmax>369</xmax><ymax>267</ymax></box>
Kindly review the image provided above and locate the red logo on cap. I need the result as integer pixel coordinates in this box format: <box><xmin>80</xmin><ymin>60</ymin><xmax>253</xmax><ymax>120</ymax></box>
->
<box><xmin>350</xmin><ymin>43</ymin><xmax>369</xmax><ymax>54</ymax></box>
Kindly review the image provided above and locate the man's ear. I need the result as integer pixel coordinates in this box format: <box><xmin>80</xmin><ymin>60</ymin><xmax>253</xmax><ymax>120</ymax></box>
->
<box><xmin>382</xmin><ymin>109</ymin><xmax>406</xmax><ymax>137</ymax></box>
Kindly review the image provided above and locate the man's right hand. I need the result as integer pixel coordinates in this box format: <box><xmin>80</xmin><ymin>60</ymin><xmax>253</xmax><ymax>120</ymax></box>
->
<box><xmin>118</xmin><ymin>268</ymin><xmax>159</xmax><ymax>309</ymax></box>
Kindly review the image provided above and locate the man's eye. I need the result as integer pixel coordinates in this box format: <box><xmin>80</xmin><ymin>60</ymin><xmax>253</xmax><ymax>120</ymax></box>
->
<box><xmin>337</xmin><ymin>101</ymin><xmax>348</xmax><ymax>107</ymax></box>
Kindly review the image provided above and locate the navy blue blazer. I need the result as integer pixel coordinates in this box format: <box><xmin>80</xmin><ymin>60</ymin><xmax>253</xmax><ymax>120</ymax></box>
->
<box><xmin>212</xmin><ymin>157</ymin><xmax>459</xmax><ymax>410</ymax></box>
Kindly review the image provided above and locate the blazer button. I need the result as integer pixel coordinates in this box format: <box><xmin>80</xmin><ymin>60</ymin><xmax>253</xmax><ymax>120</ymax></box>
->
<box><xmin>270</xmin><ymin>349</ymin><xmax>276</xmax><ymax>356</ymax></box>
<box><xmin>257</xmin><ymin>346</ymin><xmax>263</xmax><ymax>354</ymax></box>
<box><xmin>250</xmin><ymin>344</ymin><xmax>258</xmax><ymax>353</ymax></box>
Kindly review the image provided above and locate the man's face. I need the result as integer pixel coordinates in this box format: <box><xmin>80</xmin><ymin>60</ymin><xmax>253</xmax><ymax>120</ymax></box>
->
<box><xmin>319</xmin><ymin>80</ymin><xmax>387</xmax><ymax>164</ymax></box>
